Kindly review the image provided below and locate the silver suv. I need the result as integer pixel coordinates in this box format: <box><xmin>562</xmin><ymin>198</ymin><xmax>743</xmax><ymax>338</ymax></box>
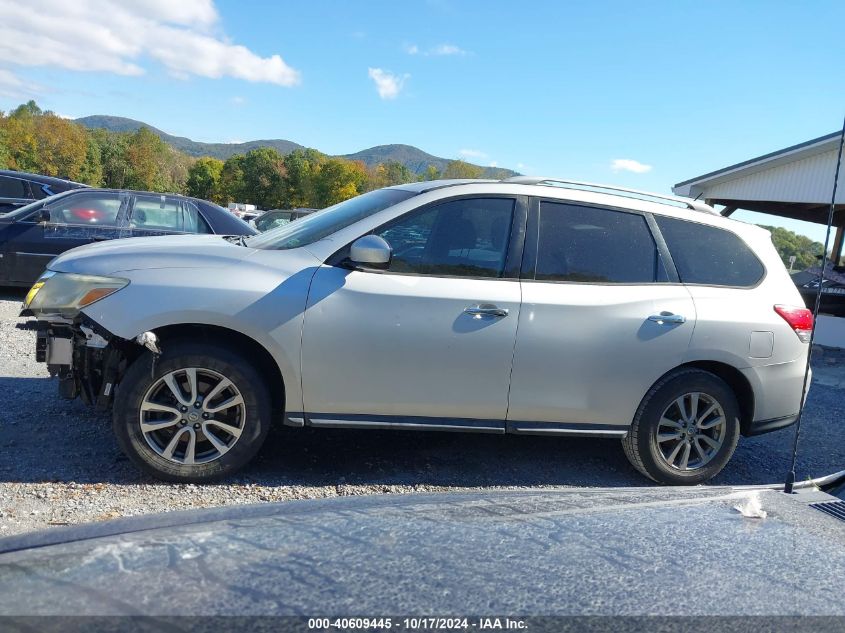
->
<box><xmin>22</xmin><ymin>178</ymin><xmax>814</xmax><ymax>484</ymax></box>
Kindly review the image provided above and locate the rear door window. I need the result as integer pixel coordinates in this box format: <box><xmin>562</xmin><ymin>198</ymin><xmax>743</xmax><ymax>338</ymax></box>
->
<box><xmin>130</xmin><ymin>195</ymin><xmax>212</xmax><ymax>234</ymax></box>
<box><xmin>183</xmin><ymin>201</ymin><xmax>213</xmax><ymax>234</ymax></box>
<box><xmin>130</xmin><ymin>195</ymin><xmax>185</xmax><ymax>232</ymax></box>
<box><xmin>534</xmin><ymin>201</ymin><xmax>668</xmax><ymax>283</ymax></box>
<box><xmin>0</xmin><ymin>176</ymin><xmax>28</xmax><ymax>199</ymax></box>
<box><xmin>655</xmin><ymin>215</ymin><xmax>764</xmax><ymax>287</ymax></box>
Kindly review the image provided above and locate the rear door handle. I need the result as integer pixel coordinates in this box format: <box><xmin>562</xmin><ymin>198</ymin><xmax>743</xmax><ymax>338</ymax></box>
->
<box><xmin>465</xmin><ymin>304</ymin><xmax>509</xmax><ymax>318</ymax></box>
<box><xmin>648</xmin><ymin>312</ymin><xmax>686</xmax><ymax>325</ymax></box>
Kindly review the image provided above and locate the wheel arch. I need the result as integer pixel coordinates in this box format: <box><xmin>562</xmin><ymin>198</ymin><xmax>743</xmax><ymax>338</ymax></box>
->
<box><xmin>148</xmin><ymin>323</ymin><xmax>287</xmax><ymax>421</ymax></box>
<box><xmin>640</xmin><ymin>361</ymin><xmax>755</xmax><ymax>436</ymax></box>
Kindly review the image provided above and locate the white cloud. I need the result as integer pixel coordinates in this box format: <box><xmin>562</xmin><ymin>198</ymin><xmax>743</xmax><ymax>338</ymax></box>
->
<box><xmin>459</xmin><ymin>148</ymin><xmax>487</xmax><ymax>159</ymax></box>
<box><xmin>0</xmin><ymin>69</ymin><xmax>42</xmax><ymax>98</ymax></box>
<box><xmin>488</xmin><ymin>161</ymin><xmax>498</xmax><ymax>168</ymax></box>
<box><xmin>0</xmin><ymin>0</ymin><xmax>300</xmax><ymax>86</ymax></box>
<box><xmin>229</xmin><ymin>95</ymin><xmax>246</xmax><ymax>106</ymax></box>
<box><xmin>430</xmin><ymin>44</ymin><xmax>467</xmax><ymax>56</ymax></box>
<box><xmin>611</xmin><ymin>158</ymin><xmax>652</xmax><ymax>174</ymax></box>
<box><xmin>407</xmin><ymin>43</ymin><xmax>469</xmax><ymax>56</ymax></box>
<box><xmin>367</xmin><ymin>67</ymin><xmax>408</xmax><ymax>100</ymax></box>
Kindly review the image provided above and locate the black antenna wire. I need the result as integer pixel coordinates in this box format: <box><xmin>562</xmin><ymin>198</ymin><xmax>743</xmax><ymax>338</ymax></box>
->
<box><xmin>784</xmin><ymin>114</ymin><xmax>845</xmax><ymax>493</ymax></box>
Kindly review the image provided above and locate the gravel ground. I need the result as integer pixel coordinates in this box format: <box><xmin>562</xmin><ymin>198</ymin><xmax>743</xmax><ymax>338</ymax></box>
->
<box><xmin>2</xmin><ymin>287</ymin><xmax>844</xmax><ymax>536</ymax></box>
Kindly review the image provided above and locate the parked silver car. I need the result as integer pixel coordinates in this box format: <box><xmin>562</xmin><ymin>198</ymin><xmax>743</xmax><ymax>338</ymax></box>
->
<box><xmin>21</xmin><ymin>178</ymin><xmax>814</xmax><ymax>484</ymax></box>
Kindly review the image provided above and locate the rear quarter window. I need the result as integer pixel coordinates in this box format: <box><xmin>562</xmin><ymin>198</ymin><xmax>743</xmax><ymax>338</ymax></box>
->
<box><xmin>655</xmin><ymin>215</ymin><xmax>764</xmax><ymax>287</ymax></box>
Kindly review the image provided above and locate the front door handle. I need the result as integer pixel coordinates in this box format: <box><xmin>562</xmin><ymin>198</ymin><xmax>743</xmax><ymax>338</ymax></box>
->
<box><xmin>648</xmin><ymin>312</ymin><xmax>686</xmax><ymax>325</ymax></box>
<box><xmin>465</xmin><ymin>304</ymin><xmax>509</xmax><ymax>318</ymax></box>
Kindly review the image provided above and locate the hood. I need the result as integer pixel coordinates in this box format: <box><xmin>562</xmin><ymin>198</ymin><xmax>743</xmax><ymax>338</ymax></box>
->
<box><xmin>1</xmin><ymin>484</ymin><xmax>845</xmax><ymax>616</ymax></box>
<box><xmin>48</xmin><ymin>234</ymin><xmax>256</xmax><ymax>276</ymax></box>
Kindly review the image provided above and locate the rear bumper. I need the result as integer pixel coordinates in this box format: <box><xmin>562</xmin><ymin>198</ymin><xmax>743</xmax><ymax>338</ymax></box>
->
<box><xmin>740</xmin><ymin>358</ymin><xmax>810</xmax><ymax>436</ymax></box>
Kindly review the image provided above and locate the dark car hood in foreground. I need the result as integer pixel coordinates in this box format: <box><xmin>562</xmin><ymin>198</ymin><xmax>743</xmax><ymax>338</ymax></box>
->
<box><xmin>1</xmin><ymin>486</ymin><xmax>845</xmax><ymax>617</ymax></box>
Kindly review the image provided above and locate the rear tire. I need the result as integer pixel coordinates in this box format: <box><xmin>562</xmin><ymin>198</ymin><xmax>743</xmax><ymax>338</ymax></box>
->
<box><xmin>622</xmin><ymin>369</ymin><xmax>740</xmax><ymax>485</ymax></box>
<box><xmin>113</xmin><ymin>342</ymin><xmax>272</xmax><ymax>483</ymax></box>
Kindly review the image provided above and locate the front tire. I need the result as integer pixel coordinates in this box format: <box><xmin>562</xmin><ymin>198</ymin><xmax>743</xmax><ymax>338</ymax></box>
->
<box><xmin>622</xmin><ymin>369</ymin><xmax>740</xmax><ymax>485</ymax></box>
<box><xmin>113</xmin><ymin>342</ymin><xmax>272</xmax><ymax>483</ymax></box>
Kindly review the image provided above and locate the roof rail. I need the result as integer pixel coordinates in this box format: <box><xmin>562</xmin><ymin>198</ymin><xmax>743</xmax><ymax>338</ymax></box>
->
<box><xmin>501</xmin><ymin>176</ymin><xmax>718</xmax><ymax>215</ymax></box>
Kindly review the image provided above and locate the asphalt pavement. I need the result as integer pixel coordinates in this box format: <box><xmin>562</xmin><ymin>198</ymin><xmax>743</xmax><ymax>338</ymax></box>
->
<box><xmin>1</xmin><ymin>287</ymin><xmax>844</xmax><ymax>536</ymax></box>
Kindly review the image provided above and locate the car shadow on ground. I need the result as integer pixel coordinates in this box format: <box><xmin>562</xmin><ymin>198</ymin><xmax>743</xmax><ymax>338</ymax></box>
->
<box><xmin>1</xmin><ymin>288</ymin><xmax>26</xmax><ymax>300</ymax></box>
<box><xmin>0</xmin><ymin>375</ymin><xmax>647</xmax><ymax>488</ymax></box>
<box><xmin>1</xmin><ymin>369</ymin><xmax>842</xmax><ymax>489</ymax></box>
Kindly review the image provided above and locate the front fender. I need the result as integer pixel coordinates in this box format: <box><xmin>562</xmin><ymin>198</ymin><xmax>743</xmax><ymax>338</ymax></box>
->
<box><xmin>81</xmin><ymin>259</ymin><xmax>321</xmax><ymax>415</ymax></box>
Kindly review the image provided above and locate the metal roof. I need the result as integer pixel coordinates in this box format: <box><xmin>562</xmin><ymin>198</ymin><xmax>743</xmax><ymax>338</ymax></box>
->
<box><xmin>673</xmin><ymin>131</ymin><xmax>845</xmax><ymax>204</ymax></box>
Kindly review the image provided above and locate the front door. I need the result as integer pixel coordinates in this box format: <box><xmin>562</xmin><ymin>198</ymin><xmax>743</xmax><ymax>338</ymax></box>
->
<box><xmin>7</xmin><ymin>190</ymin><xmax>129</xmax><ymax>283</ymax></box>
<box><xmin>507</xmin><ymin>199</ymin><xmax>696</xmax><ymax>431</ymax></box>
<box><xmin>300</xmin><ymin>196</ymin><xmax>526</xmax><ymax>430</ymax></box>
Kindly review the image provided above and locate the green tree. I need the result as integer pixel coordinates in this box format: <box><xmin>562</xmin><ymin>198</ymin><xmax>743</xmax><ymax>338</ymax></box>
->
<box><xmin>218</xmin><ymin>154</ymin><xmax>246</xmax><ymax>204</ymax></box>
<box><xmin>281</xmin><ymin>148</ymin><xmax>323</xmax><ymax>207</ymax></box>
<box><xmin>77</xmin><ymin>134</ymin><xmax>103</xmax><ymax>186</ymax></box>
<box><xmin>442</xmin><ymin>159</ymin><xmax>483</xmax><ymax>179</ymax></box>
<box><xmin>186</xmin><ymin>157</ymin><xmax>224</xmax><ymax>202</ymax></box>
<box><xmin>125</xmin><ymin>127</ymin><xmax>170</xmax><ymax>191</ymax></box>
<box><xmin>33</xmin><ymin>113</ymin><xmax>89</xmax><ymax>180</ymax></box>
<box><xmin>423</xmin><ymin>164</ymin><xmax>441</xmax><ymax>181</ymax></box>
<box><xmin>10</xmin><ymin>100</ymin><xmax>42</xmax><ymax>118</ymax></box>
<box><xmin>314</xmin><ymin>158</ymin><xmax>367</xmax><ymax>207</ymax></box>
<box><xmin>1</xmin><ymin>110</ymin><xmax>39</xmax><ymax>172</ymax></box>
<box><xmin>0</xmin><ymin>117</ymin><xmax>10</xmax><ymax>170</ymax></box>
<box><xmin>382</xmin><ymin>160</ymin><xmax>415</xmax><ymax>186</ymax></box>
<box><xmin>94</xmin><ymin>129</ymin><xmax>131</xmax><ymax>189</ymax></box>
<box><xmin>759</xmin><ymin>225</ymin><xmax>824</xmax><ymax>271</ymax></box>
<box><xmin>240</xmin><ymin>147</ymin><xmax>286</xmax><ymax>208</ymax></box>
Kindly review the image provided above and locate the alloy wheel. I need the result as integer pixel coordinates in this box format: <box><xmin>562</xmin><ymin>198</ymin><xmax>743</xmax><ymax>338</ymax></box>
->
<box><xmin>655</xmin><ymin>392</ymin><xmax>726</xmax><ymax>471</ymax></box>
<box><xmin>139</xmin><ymin>367</ymin><xmax>246</xmax><ymax>465</ymax></box>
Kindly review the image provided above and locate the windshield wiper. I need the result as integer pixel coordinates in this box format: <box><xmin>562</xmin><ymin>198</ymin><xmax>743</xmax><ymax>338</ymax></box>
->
<box><xmin>223</xmin><ymin>234</ymin><xmax>249</xmax><ymax>247</ymax></box>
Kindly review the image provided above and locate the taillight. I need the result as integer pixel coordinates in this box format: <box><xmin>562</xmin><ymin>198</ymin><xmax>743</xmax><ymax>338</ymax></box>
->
<box><xmin>774</xmin><ymin>305</ymin><xmax>814</xmax><ymax>343</ymax></box>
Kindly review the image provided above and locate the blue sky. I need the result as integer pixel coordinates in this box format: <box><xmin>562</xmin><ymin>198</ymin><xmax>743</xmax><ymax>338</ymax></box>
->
<box><xmin>2</xmin><ymin>0</ymin><xmax>844</xmax><ymax>241</ymax></box>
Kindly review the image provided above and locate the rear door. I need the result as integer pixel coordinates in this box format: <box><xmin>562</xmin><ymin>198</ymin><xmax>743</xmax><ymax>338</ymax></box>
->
<box><xmin>507</xmin><ymin>199</ymin><xmax>696</xmax><ymax>432</ymax></box>
<box><xmin>7</xmin><ymin>190</ymin><xmax>129</xmax><ymax>283</ymax></box>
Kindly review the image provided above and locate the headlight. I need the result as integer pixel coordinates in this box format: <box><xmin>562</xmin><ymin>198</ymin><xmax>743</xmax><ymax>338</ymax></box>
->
<box><xmin>23</xmin><ymin>272</ymin><xmax>129</xmax><ymax>317</ymax></box>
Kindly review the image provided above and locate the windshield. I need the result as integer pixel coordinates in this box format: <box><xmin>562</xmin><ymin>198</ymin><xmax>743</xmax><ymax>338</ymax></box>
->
<box><xmin>245</xmin><ymin>188</ymin><xmax>416</xmax><ymax>250</ymax></box>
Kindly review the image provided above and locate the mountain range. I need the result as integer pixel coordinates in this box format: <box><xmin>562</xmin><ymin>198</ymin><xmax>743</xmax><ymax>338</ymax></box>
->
<box><xmin>74</xmin><ymin>115</ymin><xmax>517</xmax><ymax>179</ymax></box>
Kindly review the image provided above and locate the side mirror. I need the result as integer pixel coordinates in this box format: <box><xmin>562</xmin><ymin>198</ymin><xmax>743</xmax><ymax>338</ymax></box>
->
<box><xmin>37</xmin><ymin>208</ymin><xmax>51</xmax><ymax>224</ymax></box>
<box><xmin>349</xmin><ymin>235</ymin><xmax>392</xmax><ymax>270</ymax></box>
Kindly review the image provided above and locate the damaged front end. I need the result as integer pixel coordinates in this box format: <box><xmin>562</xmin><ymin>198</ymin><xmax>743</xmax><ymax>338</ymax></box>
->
<box><xmin>19</xmin><ymin>271</ymin><xmax>154</xmax><ymax>411</ymax></box>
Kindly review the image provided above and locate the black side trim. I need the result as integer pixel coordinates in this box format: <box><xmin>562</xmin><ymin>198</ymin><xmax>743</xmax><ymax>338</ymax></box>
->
<box><xmin>508</xmin><ymin>421</ymin><xmax>628</xmax><ymax>437</ymax></box>
<box><xmin>306</xmin><ymin>413</ymin><xmax>505</xmax><ymax>434</ymax></box>
<box><xmin>744</xmin><ymin>414</ymin><xmax>799</xmax><ymax>437</ymax></box>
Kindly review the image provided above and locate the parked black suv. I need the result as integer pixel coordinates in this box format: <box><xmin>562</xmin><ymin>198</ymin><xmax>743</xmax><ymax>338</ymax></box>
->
<box><xmin>0</xmin><ymin>170</ymin><xmax>88</xmax><ymax>213</ymax></box>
